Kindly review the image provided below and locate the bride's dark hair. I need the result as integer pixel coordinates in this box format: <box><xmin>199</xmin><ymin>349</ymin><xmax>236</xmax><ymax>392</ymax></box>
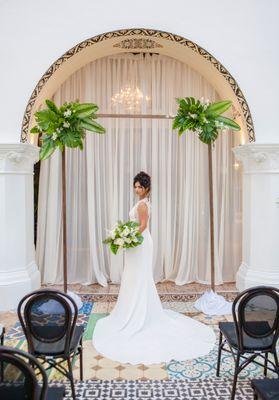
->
<box><xmin>133</xmin><ymin>171</ymin><xmax>151</xmax><ymax>198</ymax></box>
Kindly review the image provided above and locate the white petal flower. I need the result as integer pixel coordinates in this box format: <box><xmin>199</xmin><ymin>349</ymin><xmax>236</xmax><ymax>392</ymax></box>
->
<box><xmin>114</xmin><ymin>238</ymin><xmax>124</xmax><ymax>246</ymax></box>
<box><xmin>190</xmin><ymin>113</ymin><xmax>197</xmax><ymax>119</ymax></box>
<box><xmin>123</xmin><ymin>227</ymin><xmax>130</xmax><ymax>236</ymax></box>
<box><xmin>64</xmin><ymin>110</ymin><xmax>72</xmax><ymax>117</ymax></box>
<box><xmin>110</xmin><ymin>230</ymin><xmax>116</xmax><ymax>240</ymax></box>
<box><xmin>63</xmin><ymin>122</ymin><xmax>70</xmax><ymax>128</ymax></box>
<box><xmin>52</xmin><ymin>132</ymin><xmax>57</xmax><ymax>141</ymax></box>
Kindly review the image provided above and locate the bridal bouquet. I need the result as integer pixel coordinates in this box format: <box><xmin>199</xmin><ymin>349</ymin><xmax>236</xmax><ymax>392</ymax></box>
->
<box><xmin>103</xmin><ymin>221</ymin><xmax>144</xmax><ymax>254</ymax></box>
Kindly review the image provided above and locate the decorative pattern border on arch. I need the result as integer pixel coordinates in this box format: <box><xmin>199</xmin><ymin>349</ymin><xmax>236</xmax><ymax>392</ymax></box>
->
<box><xmin>21</xmin><ymin>28</ymin><xmax>255</xmax><ymax>143</ymax></box>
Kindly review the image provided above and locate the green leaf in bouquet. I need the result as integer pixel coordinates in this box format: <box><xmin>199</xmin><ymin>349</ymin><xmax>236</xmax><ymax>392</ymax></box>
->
<box><xmin>57</xmin><ymin>140</ymin><xmax>64</xmax><ymax>152</ymax></box>
<box><xmin>110</xmin><ymin>243</ymin><xmax>118</xmax><ymax>255</ymax></box>
<box><xmin>75</xmin><ymin>103</ymin><xmax>99</xmax><ymax>118</ymax></box>
<box><xmin>206</xmin><ymin>100</ymin><xmax>232</xmax><ymax>117</ymax></box>
<box><xmin>198</xmin><ymin>127</ymin><xmax>218</xmax><ymax>145</ymax></box>
<box><xmin>34</xmin><ymin>110</ymin><xmax>52</xmax><ymax>130</ymax></box>
<box><xmin>80</xmin><ymin>118</ymin><xmax>106</xmax><ymax>133</ymax></box>
<box><xmin>61</xmin><ymin>131</ymin><xmax>81</xmax><ymax>148</ymax></box>
<box><xmin>39</xmin><ymin>141</ymin><xmax>56</xmax><ymax>160</ymax></box>
<box><xmin>30</xmin><ymin>126</ymin><xmax>40</xmax><ymax>134</ymax></box>
<box><xmin>45</xmin><ymin>99</ymin><xmax>59</xmax><ymax>114</ymax></box>
<box><xmin>215</xmin><ymin>116</ymin><xmax>241</xmax><ymax>131</ymax></box>
<box><xmin>75</xmin><ymin>103</ymin><xmax>99</xmax><ymax>112</ymax></box>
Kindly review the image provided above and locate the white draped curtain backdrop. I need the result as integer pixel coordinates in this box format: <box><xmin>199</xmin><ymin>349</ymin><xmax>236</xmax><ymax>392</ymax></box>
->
<box><xmin>36</xmin><ymin>53</ymin><xmax>242</xmax><ymax>286</ymax></box>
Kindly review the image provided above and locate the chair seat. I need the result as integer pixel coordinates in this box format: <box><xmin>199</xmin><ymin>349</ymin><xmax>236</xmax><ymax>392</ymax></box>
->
<box><xmin>33</xmin><ymin>325</ymin><xmax>84</xmax><ymax>356</ymax></box>
<box><xmin>219</xmin><ymin>321</ymin><xmax>274</xmax><ymax>350</ymax></box>
<box><xmin>0</xmin><ymin>384</ymin><xmax>65</xmax><ymax>400</ymax></box>
<box><xmin>251</xmin><ymin>378</ymin><xmax>279</xmax><ymax>400</ymax></box>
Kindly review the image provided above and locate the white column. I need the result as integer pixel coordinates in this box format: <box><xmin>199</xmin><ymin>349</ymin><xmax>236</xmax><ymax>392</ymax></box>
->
<box><xmin>233</xmin><ymin>143</ymin><xmax>279</xmax><ymax>291</ymax></box>
<box><xmin>0</xmin><ymin>143</ymin><xmax>41</xmax><ymax>311</ymax></box>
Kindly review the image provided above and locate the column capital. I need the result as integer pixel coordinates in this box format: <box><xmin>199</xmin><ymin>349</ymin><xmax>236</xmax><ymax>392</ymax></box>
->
<box><xmin>0</xmin><ymin>143</ymin><xmax>39</xmax><ymax>172</ymax></box>
<box><xmin>233</xmin><ymin>143</ymin><xmax>279</xmax><ymax>173</ymax></box>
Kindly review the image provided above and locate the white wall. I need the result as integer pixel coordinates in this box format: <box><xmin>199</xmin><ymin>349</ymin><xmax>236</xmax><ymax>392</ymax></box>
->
<box><xmin>0</xmin><ymin>0</ymin><xmax>278</xmax><ymax>143</ymax></box>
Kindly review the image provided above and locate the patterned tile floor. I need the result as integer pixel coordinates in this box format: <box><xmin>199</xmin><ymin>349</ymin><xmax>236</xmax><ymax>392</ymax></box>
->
<box><xmin>44</xmin><ymin>281</ymin><xmax>237</xmax><ymax>295</ymax></box>
<box><xmin>1</xmin><ymin>283</ymin><xmax>273</xmax><ymax>398</ymax></box>
<box><xmin>4</xmin><ymin>289</ymin><xmax>277</xmax><ymax>384</ymax></box>
<box><xmin>58</xmin><ymin>378</ymin><xmax>254</xmax><ymax>399</ymax></box>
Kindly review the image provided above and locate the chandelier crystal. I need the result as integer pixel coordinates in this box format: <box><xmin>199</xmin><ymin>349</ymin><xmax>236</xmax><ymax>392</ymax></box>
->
<box><xmin>111</xmin><ymin>85</ymin><xmax>150</xmax><ymax>113</ymax></box>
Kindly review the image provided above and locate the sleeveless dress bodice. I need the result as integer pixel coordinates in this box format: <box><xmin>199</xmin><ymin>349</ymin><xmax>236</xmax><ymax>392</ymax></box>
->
<box><xmin>129</xmin><ymin>197</ymin><xmax>151</xmax><ymax>224</ymax></box>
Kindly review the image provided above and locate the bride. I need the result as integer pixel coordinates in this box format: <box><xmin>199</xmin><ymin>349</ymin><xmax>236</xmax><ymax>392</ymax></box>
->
<box><xmin>92</xmin><ymin>171</ymin><xmax>215</xmax><ymax>364</ymax></box>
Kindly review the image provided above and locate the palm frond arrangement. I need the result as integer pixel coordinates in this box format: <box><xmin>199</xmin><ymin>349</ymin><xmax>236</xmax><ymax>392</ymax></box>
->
<box><xmin>172</xmin><ymin>97</ymin><xmax>240</xmax><ymax>144</ymax></box>
<box><xmin>31</xmin><ymin>99</ymin><xmax>105</xmax><ymax>160</ymax></box>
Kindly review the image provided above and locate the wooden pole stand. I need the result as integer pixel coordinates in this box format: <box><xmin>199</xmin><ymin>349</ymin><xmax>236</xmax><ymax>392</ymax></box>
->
<box><xmin>62</xmin><ymin>150</ymin><xmax>68</xmax><ymax>294</ymax></box>
<box><xmin>208</xmin><ymin>143</ymin><xmax>215</xmax><ymax>292</ymax></box>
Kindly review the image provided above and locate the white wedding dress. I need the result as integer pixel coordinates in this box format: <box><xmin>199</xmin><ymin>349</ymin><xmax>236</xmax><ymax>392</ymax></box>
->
<box><xmin>92</xmin><ymin>197</ymin><xmax>215</xmax><ymax>364</ymax></box>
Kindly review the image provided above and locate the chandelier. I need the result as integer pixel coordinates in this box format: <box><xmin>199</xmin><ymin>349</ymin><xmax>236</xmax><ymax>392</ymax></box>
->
<box><xmin>111</xmin><ymin>85</ymin><xmax>150</xmax><ymax>113</ymax></box>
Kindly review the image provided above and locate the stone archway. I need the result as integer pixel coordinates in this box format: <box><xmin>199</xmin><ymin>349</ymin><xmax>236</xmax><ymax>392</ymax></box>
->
<box><xmin>20</xmin><ymin>28</ymin><xmax>255</xmax><ymax>143</ymax></box>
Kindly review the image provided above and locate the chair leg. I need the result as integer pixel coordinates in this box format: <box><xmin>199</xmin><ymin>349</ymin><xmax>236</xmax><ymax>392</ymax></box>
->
<box><xmin>273</xmin><ymin>351</ymin><xmax>279</xmax><ymax>376</ymax></box>
<box><xmin>216</xmin><ymin>331</ymin><xmax>223</xmax><ymax>377</ymax></box>
<box><xmin>264</xmin><ymin>353</ymin><xmax>268</xmax><ymax>376</ymax></box>
<box><xmin>66</xmin><ymin>357</ymin><xmax>76</xmax><ymax>400</ymax></box>
<box><xmin>231</xmin><ymin>352</ymin><xmax>240</xmax><ymax>400</ymax></box>
<box><xmin>79</xmin><ymin>338</ymin><xmax>83</xmax><ymax>381</ymax></box>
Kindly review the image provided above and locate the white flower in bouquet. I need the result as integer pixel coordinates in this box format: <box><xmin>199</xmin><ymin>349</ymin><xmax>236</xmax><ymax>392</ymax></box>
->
<box><xmin>123</xmin><ymin>227</ymin><xmax>130</xmax><ymax>236</ymax></box>
<box><xmin>64</xmin><ymin>109</ymin><xmax>72</xmax><ymax>117</ymax></box>
<box><xmin>110</xmin><ymin>230</ymin><xmax>116</xmax><ymax>240</ymax></box>
<box><xmin>114</xmin><ymin>238</ymin><xmax>125</xmax><ymax>246</ymax></box>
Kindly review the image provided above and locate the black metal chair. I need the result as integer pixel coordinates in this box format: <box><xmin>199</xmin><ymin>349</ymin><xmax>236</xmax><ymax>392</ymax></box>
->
<box><xmin>251</xmin><ymin>378</ymin><xmax>279</xmax><ymax>400</ymax></box>
<box><xmin>0</xmin><ymin>325</ymin><xmax>5</xmax><ymax>345</ymax></box>
<box><xmin>18</xmin><ymin>289</ymin><xmax>84</xmax><ymax>400</ymax></box>
<box><xmin>216</xmin><ymin>286</ymin><xmax>279</xmax><ymax>400</ymax></box>
<box><xmin>0</xmin><ymin>345</ymin><xmax>65</xmax><ymax>399</ymax></box>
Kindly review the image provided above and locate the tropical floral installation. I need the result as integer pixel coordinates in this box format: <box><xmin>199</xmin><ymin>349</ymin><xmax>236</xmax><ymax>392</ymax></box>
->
<box><xmin>30</xmin><ymin>99</ymin><xmax>105</xmax><ymax>294</ymax></box>
<box><xmin>31</xmin><ymin>99</ymin><xmax>105</xmax><ymax>160</ymax></box>
<box><xmin>172</xmin><ymin>96</ymin><xmax>240</xmax><ymax>294</ymax></box>
<box><xmin>172</xmin><ymin>97</ymin><xmax>240</xmax><ymax>143</ymax></box>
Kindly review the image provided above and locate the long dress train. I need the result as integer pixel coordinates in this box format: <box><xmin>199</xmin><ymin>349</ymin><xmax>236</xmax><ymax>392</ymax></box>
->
<box><xmin>92</xmin><ymin>197</ymin><xmax>215</xmax><ymax>364</ymax></box>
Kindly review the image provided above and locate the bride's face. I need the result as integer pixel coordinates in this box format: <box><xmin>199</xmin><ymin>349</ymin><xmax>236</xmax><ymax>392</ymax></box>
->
<box><xmin>134</xmin><ymin>181</ymin><xmax>147</xmax><ymax>197</ymax></box>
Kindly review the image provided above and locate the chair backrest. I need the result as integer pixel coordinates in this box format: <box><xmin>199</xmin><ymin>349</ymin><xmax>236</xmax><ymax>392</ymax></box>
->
<box><xmin>0</xmin><ymin>345</ymin><xmax>48</xmax><ymax>400</ymax></box>
<box><xmin>232</xmin><ymin>286</ymin><xmax>279</xmax><ymax>351</ymax></box>
<box><xmin>17</xmin><ymin>289</ymin><xmax>78</xmax><ymax>355</ymax></box>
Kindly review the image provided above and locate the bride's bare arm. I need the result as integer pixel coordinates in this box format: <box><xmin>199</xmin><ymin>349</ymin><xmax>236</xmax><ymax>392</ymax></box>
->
<box><xmin>137</xmin><ymin>202</ymin><xmax>148</xmax><ymax>233</ymax></box>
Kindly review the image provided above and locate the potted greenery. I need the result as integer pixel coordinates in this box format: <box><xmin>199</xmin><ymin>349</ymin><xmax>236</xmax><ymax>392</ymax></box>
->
<box><xmin>31</xmin><ymin>99</ymin><xmax>105</xmax><ymax>301</ymax></box>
